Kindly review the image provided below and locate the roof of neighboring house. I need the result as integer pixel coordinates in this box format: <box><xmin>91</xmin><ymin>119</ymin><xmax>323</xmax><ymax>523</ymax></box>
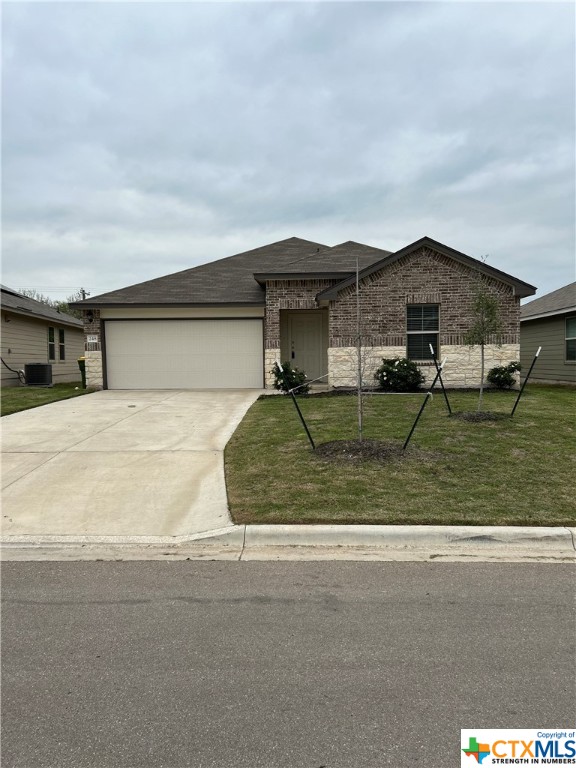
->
<box><xmin>1</xmin><ymin>285</ymin><xmax>83</xmax><ymax>328</ymax></box>
<box><xmin>73</xmin><ymin>235</ymin><xmax>536</xmax><ymax>308</ymax></box>
<box><xmin>520</xmin><ymin>282</ymin><xmax>576</xmax><ymax>322</ymax></box>
<box><xmin>317</xmin><ymin>236</ymin><xmax>536</xmax><ymax>300</ymax></box>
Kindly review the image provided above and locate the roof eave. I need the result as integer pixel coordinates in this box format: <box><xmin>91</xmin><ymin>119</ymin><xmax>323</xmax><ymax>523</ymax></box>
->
<box><xmin>2</xmin><ymin>305</ymin><xmax>83</xmax><ymax>328</ymax></box>
<box><xmin>253</xmin><ymin>271</ymin><xmax>352</xmax><ymax>286</ymax></box>
<box><xmin>521</xmin><ymin>306</ymin><xmax>576</xmax><ymax>322</ymax></box>
<box><xmin>69</xmin><ymin>301</ymin><xmax>266</xmax><ymax>310</ymax></box>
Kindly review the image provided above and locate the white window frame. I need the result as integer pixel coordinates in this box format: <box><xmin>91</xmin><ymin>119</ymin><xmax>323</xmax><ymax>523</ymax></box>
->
<box><xmin>406</xmin><ymin>305</ymin><xmax>440</xmax><ymax>361</ymax></box>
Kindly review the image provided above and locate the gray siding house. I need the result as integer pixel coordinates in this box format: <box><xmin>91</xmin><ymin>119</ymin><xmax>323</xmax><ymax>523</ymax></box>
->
<box><xmin>1</xmin><ymin>286</ymin><xmax>84</xmax><ymax>387</ymax></box>
<box><xmin>520</xmin><ymin>282</ymin><xmax>576</xmax><ymax>385</ymax></box>
<box><xmin>72</xmin><ymin>236</ymin><xmax>536</xmax><ymax>391</ymax></box>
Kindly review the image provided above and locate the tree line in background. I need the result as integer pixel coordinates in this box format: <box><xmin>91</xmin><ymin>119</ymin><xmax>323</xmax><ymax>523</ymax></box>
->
<box><xmin>18</xmin><ymin>289</ymin><xmax>86</xmax><ymax>320</ymax></box>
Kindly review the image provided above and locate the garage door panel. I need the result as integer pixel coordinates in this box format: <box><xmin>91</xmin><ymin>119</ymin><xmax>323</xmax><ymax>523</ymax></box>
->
<box><xmin>105</xmin><ymin>320</ymin><xmax>263</xmax><ymax>389</ymax></box>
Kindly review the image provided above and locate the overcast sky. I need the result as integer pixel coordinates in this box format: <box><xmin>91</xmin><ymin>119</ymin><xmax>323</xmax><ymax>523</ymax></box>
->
<box><xmin>2</xmin><ymin>1</ymin><xmax>574</xmax><ymax>303</ymax></box>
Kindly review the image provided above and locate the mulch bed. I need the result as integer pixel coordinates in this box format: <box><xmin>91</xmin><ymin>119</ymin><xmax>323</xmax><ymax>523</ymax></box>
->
<box><xmin>314</xmin><ymin>438</ymin><xmax>408</xmax><ymax>463</ymax></box>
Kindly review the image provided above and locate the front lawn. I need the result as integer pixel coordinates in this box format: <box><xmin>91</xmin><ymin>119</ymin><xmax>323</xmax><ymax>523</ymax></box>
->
<box><xmin>225</xmin><ymin>385</ymin><xmax>575</xmax><ymax>527</ymax></box>
<box><xmin>1</xmin><ymin>382</ymin><xmax>94</xmax><ymax>417</ymax></box>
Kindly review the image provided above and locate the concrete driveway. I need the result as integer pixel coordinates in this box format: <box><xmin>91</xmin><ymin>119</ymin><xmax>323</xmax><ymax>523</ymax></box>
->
<box><xmin>1</xmin><ymin>390</ymin><xmax>260</xmax><ymax>538</ymax></box>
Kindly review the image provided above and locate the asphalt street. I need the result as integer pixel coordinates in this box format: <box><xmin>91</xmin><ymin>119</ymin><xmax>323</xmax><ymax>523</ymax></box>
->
<box><xmin>2</xmin><ymin>562</ymin><xmax>574</xmax><ymax>768</ymax></box>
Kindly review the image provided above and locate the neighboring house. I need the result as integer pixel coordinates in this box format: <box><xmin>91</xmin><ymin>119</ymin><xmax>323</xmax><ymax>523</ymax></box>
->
<box><xmin>72</xmin><ymin>236</ymin><xmax>535</xmax><ymax>391</ymax></box>
<box><xmin>520</xmin><ymin>282</ymin><xmax>576</xmax><ymax>385</ymax></box>
<box><xmin>1</xmin><ymin>285</ymin><xmax>84</xmax><ymax>387</ymax></box>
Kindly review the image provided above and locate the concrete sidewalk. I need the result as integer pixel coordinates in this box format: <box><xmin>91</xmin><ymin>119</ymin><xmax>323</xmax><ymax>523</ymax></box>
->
<box><xmin>3</xmin><ymin>524</ymin><xmax>575</xmax><ymax>562</ymax></box>
<box><xmin>1</xmin><ymin>390</ymin><xmax>260</xmax><ymax>538</ymax></box>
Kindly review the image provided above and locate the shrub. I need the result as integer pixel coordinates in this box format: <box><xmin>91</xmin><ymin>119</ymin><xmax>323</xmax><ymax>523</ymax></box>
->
<box><xmin>272</xmin><ymin>361</ymin><xmax>310</xmax><ymax>395</ymax></box>
<box><xmin>487</xmin><ymin>361</ymin><xmax>521</xmax><ymax>389</ymax></box>
<box><xmin>374</xmin><ymin>358</ymin><xmax>425</xmax><ymax>392</ymax></box>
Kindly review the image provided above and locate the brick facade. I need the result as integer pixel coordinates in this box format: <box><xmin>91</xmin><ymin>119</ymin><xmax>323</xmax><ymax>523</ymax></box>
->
<box><xmin>264</xmin><ymin>279</ymin><xmax>337</xmax><ymax>348</ymax></box>
<box><xmin>329</xmin><ymin>247</ymin><xmax>520</xmax><ymax>348</ymax></box>
<box><xmin>263</xmin><ymin>246</ymin><xmax>521</xmax><ymax>389</ymax></box>
<box><xmin>82</xmin><ymin>309</ymin><xmax>102</xmax><ymax>347</ymax></box>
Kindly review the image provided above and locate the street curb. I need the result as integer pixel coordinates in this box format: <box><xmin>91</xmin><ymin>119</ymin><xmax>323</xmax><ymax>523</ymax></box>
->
<box><xmin>2</xmin><ymin>525</ymin><xmax>574</xmax><ymax>561</ymax></box>
<box><xmin>243</xmin><ymin>524</ymin><xmax>576</xmax><ymax>550</ymax></box>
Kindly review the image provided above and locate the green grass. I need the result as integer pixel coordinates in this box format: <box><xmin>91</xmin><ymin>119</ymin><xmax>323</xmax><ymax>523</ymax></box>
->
<box><xmin>225</xmin><ymin>385</ymin><xmax>575</xmax><ymax>527</ymax></box>
<box><xmin>1</xmin><ymin>382</ymin><xmax>95</xmax><ymax>417</ymax></box>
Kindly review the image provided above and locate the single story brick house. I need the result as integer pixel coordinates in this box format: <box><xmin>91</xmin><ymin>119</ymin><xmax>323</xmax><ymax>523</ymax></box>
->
<box><xmin>1</xmin><ymin>285</ymin><xmax>84</xmax><ymax>387</ymax></box>
<box><xmin>72</xmin><ymin>236</ymin><xmax>536</xmax><ymax>390</ymax></box>
<box><xmin>520</xmin><ymin>282</ymin><xmax>576</xmax><ymax>385</ymax></box>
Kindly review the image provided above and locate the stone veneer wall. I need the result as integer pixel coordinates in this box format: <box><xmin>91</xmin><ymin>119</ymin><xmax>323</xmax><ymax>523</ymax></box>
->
<box><xmin>85</xmin><ymin>351</ymin><xmax>104</xmax><ymax>389</ymax></box>
<box><xmin>328</xmin><ymin>344</ymin><xmax>520</xmax><ymax>388</ymax></box>
<box><xmin>328</xmin><ymin>346</ymin><xmax>406</xmax><ymax>388</ymax></box>
<box><xmin>82</xmin><ymin>309</ymin><xmax>104</xmax><ymax>389</ymax></box>
<box><xmin>264</xmin><ymin>348</ymin><xmax>282</xmax><ymax>388</ymax></box>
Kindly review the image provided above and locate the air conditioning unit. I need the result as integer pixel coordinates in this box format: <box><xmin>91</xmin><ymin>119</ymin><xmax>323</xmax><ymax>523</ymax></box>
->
<box><xmin>24</xmin><ymin>363</ymin><xmax>53</xmax><ymax>387</ymax></box>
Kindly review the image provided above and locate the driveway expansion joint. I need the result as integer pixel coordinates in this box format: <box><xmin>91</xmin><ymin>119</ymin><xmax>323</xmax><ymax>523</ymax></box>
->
<box><xmin>1</xmin><ymin>452</ymin><xmax>60</xmax><ymax>490</ymax></box>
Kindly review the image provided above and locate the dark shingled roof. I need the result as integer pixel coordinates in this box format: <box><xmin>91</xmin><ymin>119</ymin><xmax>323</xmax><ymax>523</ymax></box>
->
<box><xmin>254</xmin><ymin>241</ymin><xmax>391</xmax><ymax>279</ymax></box>
<box><xmin>521</xmin><ymin>282</ymin><xmax>576</xmax><ymax>320</ymax></box>
<box><xmin>1</xmin><ymin>285</ymin><xmax>83</xmax><ymax>327</ymax></box>
<box><xmin>73</xmin><ymin>235</ymin><xmax>536</xmax><ymax>308</ymax></box>
<box><xmin>74</xmin><ymin>237</ymin><xmax>390</xmax><ymax>307</ymax></box>
<box><xmin>77</xmin><ymin>237</ymin><xmax>332</xmax><ymax>307</ymax></box>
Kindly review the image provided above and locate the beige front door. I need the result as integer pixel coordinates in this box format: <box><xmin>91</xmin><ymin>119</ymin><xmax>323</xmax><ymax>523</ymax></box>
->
<box><xmin>288</xmin><ymin>313</ymin><xmax>325</xmax><ymax>380</ymax></box>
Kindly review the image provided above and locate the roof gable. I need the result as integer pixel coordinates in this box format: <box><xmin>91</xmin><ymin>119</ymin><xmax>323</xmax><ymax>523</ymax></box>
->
<box><xmin>317</xmin><ymin>236</ymin><xmax>536</xmax><ymax>300</ymax></box>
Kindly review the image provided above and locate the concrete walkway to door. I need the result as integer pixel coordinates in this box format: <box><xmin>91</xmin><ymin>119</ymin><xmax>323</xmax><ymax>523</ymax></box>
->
<box><xmin>1</xmin><ymin>390</ymin><xmax>261</xmax><ymax>538</ymax></box>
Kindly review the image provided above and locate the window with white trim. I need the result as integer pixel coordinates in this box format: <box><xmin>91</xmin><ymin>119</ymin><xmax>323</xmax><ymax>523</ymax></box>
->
<box><xmin>407</xmin><ymin>305</ymin><xmax>439</xmax><ymax>361</ymax></box>
<box><xmin>566</xmin><ymin>317</ymin><xmax>576</xmax><ymax>362</ymax></box>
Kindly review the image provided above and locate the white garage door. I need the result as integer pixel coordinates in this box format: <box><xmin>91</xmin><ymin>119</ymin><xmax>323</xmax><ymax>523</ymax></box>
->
<box><xmin>105</xmin><ymin>319</ymin><xmax>264</xmax><ymax>389</ymax></box>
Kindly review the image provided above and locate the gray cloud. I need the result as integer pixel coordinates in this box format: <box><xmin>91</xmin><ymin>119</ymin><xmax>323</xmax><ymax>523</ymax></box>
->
<box><xmin>2</xmin><ymin>1</ymin><xmax>574</xmax><ymax>299</ymax></box>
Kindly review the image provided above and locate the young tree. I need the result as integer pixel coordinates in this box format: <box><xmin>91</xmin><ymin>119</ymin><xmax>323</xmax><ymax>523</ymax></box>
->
<box><xmin>352</xmin><ymin>257</ymin><xmax>378</xmax><ymax>441</ymax></box>
<box><xmin>355</xmin><ymin>257</ymin><xmax>363</xmax><ymax>440</ymax></box>
<box><xmin>464</xmin><ymin>280</ymin><xmax>503</xmax><ymax>411</ymax></box>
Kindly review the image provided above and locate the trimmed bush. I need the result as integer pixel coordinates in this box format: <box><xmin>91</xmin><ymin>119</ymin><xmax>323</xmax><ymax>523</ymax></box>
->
<box><xmin>487</xmin><ymin>361</ymin><xmax>521</xmax><ymax>389</ymax></box>
<box><xmin>272</xmin><ymin>361</ymin><xmax>310</xmax><ymax>395</ymax></box>
<box><xmin>374</xmin><ymin>357</ymin><xmax>425</xmax><ymax>392</ymax></box>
